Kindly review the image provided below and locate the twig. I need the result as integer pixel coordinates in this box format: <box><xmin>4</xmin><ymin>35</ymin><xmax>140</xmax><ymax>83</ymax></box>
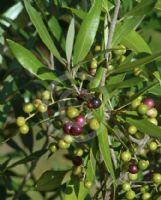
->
<box><xmin>50</xmin><ymin>51</ymin><xmax>55</xmax><ymax>70</ymax></box>
<box><xmin>101</xmin><ymin>0</ymin><xmax>121</xmax><ymax>86</ymax></box>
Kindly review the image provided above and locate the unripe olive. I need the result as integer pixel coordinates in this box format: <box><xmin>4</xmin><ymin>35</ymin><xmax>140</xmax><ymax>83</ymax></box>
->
<box><xmin>131</xmin><ymin>99</ymin><xmax>140</xmax><ymax>109</ymax></box>
<box><xmin>128</xmin><ymin>173</ymin><xmax>138</xmax><ymax>181</ymax></box>
<box><xmin>148</xmin><ymin>118</ymin><xmax>158</xmax><ymax>126</ymax></box>
<box><xmin>64</xmin><ymin>135</ymin><xmax>74</xmax><ymax>144</ymax></box>
<box><xmin>84</xmin><ymin>180</ymin><xmax>92</xmax><ymax>188</ymax></box>
<box><xmin>89</xmin><ymin>118</ymin><xmax>100</xmax><ymax>130</ymax></box>
<box><xmin>142</xmin><ymin>192</ymin><xmax>151</xmax><ymax>200</ymax></box>
<box><xmin>49</xmin><ymin>143</ymin><xmax>57</xmax><ymax>153</ymax></box>
<box><xmin>74</xmin><ymin>148</ymin><xmax>84</xmax><ymax>157</ymax></box>
<box><xmin>58</xmin><ymin>139</ymin><xmax>70</xmax><ymax>149</ymax></box>
<box><xmin>113</xmin><ymin>44</ymin><xmax>126</xmax><ymax>56</ymax></box>
<box><xmin>138</xmin><ymin>104</ymin><xmax>148</xmax><ymax>115</ymax></box>
<box><xmin>23</xmin><ymin>103</ymin><xmax>34</xmax><ymax>113</ymax></box>
<box><xmin>122</xmin><ymin>182</ymin><xmax>131</xmax><ymax>192</ymax></box>
<box><xmin>138</xmin><ymin>160</ymin><xmax>149</xmax><ymax>170</ymax></box>
<box><xmin>121</xmin><ymin>151</ymin><xmax>131</xmax><ymax>162</ymax></box>
<box><xmin>37</xmin><ymin>103</ymin><xmax>47</xmax><ymax>113</ymax></box>
<box><xmin>128</xmin><ymin>125</ymin><xmax>137</xmax><ymax>135</ymax></box>
<box><xmin>149</xmin><ymin>141</ymin><xmax>158</xmax><ymax>151</ymax></box>
<box><xmin>33</xmin><ymin>99</ymin><xmax>42</xmax><ymax>108</ymax></box>
<box><xmin>16</xmin><ymin>116</ymin><xmax>26</xmax><ymax>127</ymax></box>
<box><xmin>152</xmin><ymin>173</ymin><xmax>161</xmax><ymax>184</ymax></box>
<box><xmin>19</xmin><ymin>124</ymin><xmax>29</xmax><ymax>134</ymax></box>
<box><xmin>125</xmin><ymin>190</ymin><xmax>136</xmax><ymax>200</ymax></box>
<box><xmin>95</xmin><ymin>45</ymin><xmax>101</xmax><ymax>52</ymax></box>
<box><xmin>90</xmin><ymin>59</ymin><xmax>97</xmax><ymax>69</ymax></box>
<box><xmin>66</xmin><ymin>107</ymin><xmax>80</xmax><ymax>119</ymax></box>
<box><xmin>73</xmin><ymin>166</ymin><xmax>82</xmax><ymax>175</ymax></box>
<box><xmin>146</xmin><ymin>108</ymin><xmax>158</xmax><ymax>118</ymax></box>
<box><xmin>42</xmin><ymin>90</ymin><xmax>50</xmax><ymax>100</ymax></box>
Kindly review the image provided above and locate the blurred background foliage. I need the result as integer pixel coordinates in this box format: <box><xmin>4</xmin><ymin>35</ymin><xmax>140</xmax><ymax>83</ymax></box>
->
<box><xmin>1</xmin><ymin>0</ymin><xmax>161</xmax><ymax>199</ymax></box>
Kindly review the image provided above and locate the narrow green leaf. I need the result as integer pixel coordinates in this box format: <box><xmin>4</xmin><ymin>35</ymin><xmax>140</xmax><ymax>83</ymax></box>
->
<box><xmin>127</xmin><ymin>118</ymin><xmax>161</xmax><ymax>139</ymax></box>
<box><xmin>97</xmin><ymin>123</ymin><xmax>116</xmax><ymax>182</ymax></box>
<box><xmin>114</xmin><ymin>52</ymin><xmax>161</xmax><ymax>74</ymax></box>
<box><xmin>155</xmin><ymin>0</ymin><xmax>161</xmax><ymax>10</ymax></box>
<box><xmin>66</xmin><ymin>18</ymin><xmax>75</xmax><ymax>64</ymax></box>
<box><xmin>62</xmin><ymin>6</ymin><xmax>86</xmax><ymax>19</ymax></box>
<box><xmin>7</xmin><ymin>149</ymin><xmax>47</xmax><ymax>169</ymax></box>
<box><xmin>7</xmin><ymin>40</ymin><xmax>62</xmax><ymax>83</ymax></box>
<box><xmin>48</xmin><ymin>16</ymin><xmax>65</xmax><ymax>50</ymax></box>
<box><xmin>36</xmin><ymin>170</ymin><xmax>71</xmax><ymax>191</ymax></box>
<box><xmin>102</xmin><ymin>0</ymin><xmax>108</xmax><ymax>12</ymax></box>
<box><xmin>89</xmin><ymin>67</ymin><xmax>104</xmax><ymax>89</ymax></box>
<box><xmin>121</xmin><ymin>31</ymin><xmax>151</xmax><ymax>54</ymax></box>
<box><xmin>73</xmin><ymin>0</ymin><xmax>102</xmax><ymax>65</ymax></box>
<box><xmin>24</xmin><ymin>0</ymin><xmax>65</xmax><ymax>64</ymax></box>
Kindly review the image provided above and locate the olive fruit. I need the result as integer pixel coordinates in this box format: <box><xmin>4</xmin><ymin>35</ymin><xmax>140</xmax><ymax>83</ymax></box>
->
<box><xmin>16</xmin><ymin>116</ymin><xmax>26</xmax><ymax>127</ymax></box>
<box><xmin>70</xmin><ymin>124</ymin><xmax>83</xmax><ymax>136</ymax></box>
<box><xmin>74</xmin><ymin>148</ymin><xmax>84</xmax><ymax>157</ymax></box>
<box><xmin>37</xmin><ymin>103</ymin><xmax>47</xmax><ymax>113</ymax></box>
<box><xmin>148</xmin><ymin>118</ymin><xmax>158</xmax><ymax>125</ymax></box>
<box><xmin>58</xmin><ymin>140</ymin><xmax>70</xmax><ymax>149</ymax></box>
<box><xmin>64</xmin><ymin>135</ymin><xmax>74</xmax><ymax>144</ymax></box>
<box><xmin>67</xmin><ymin>107</ymin><xmax>80</xmax><ymax>119</ymax></box>
<box><xmin>87</xmin><ymin>98</ymin><xmax>101</xmax><ymax>109</ymax></box>
<box><xmin>63</xmin><ymin>122</ymin><xmax>73</xmax><ymax>134</ymax></box>
<box><xmin>138</xmin><ymin>160</ymin><xmax>149</xmax><ymax>170</ymax></box>
<box><xmin>152</xmin><ymin>173</ymin><xmax>161</xmax><ymax>184</ymax></box>
<box><xmin>72</xmin><ymin>156</ymin><xmax>82</xmax><ymax>166</ymax></box>
<box><xmin>142</xmin><ymin>192</ymin><xmax>151</xmax><ymax>200</ymax></box>
<box><xmin>125</xmin><ymin>190</ymin><xmax>136</xmax><ymax>200</ymax></box>
<box><xmin>121</xmin><ymin>151</ymin><xmax>131</xmax><ymax>162</ymax></box>
<box><xmin>128</xmin><ymin>173</ymin><xmax>138</xmax><ymax>181</ymax></box>
<box><xmin>84</xmin><ymin>180</ymin><xmax>92</xmax><ymax>188</ymax></box>
<box><xmin>128</xmin><ymin>164</ymin><xmax>139</xmax><ymax>174</ymax></box>
<box><xmin>146</xmin><ymin>108</ymin><xmax>158</xmax><ymax>118</ymax></box>
<box><xmin>90</xmin><ymin>59</ymin><xmax>97</xmax><ymax>69</ymax></box>
<box><xmin>148</xmin><ymin>141</ymin><xmax>158</xmax><ymax>151</ymax></box>
<box><xmin>73</xmin><ymin>166</ymin><xmax>82</xmax><ymax>175</ymax></box>
<box><xmin>19</xmin><ymin>124</ymin><xmax>29</xmax><ymax>134</ymax></box>
<box><xmin>128</xmin><ymin>125</ymin><xmax>137</xmax><ymax>135</ymax></box>
<box><xmin>138</xmin><ymin>104</ymin><xmax>148</xmax><ymax>115</ymax></box>
<box><xmin>41</xmin><ymin>90</ymin><xmax>50</xmax><ymax>100</ymax></box>
<box><xmin>113</xmin><ymin>44</ymin><xmax>126</xmax><ymax>56</ymax></box>
<box><xmin>122</xmin><ymin>182</ymin><xmax>131</xmax><ymax>192</ymax></box>
<box><xmin>23</xmin><ymin>103</ymin><xmax>34</xmax><ymax>113</ymax></box>
<box><xmin>74</xmin><ymin>115</ymin><xmax>86</xmax><ymax>127</ymax></box>
<box><xmin>89</xmin><ymin>118</ymin><xmax>100</xmax><ymax>130</ymax></box>
<box><xmin>49</xmin><ymin>143</ymin><xmax>57</xmax><ymax>153</ymax></box>
<box><xmin>143</xmin><ymin>98</ymin><xmax>155</xmax><ymax>109</ymax></box>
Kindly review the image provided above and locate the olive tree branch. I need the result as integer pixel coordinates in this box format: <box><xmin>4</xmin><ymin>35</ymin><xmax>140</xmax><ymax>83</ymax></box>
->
<box><xmin>101</xmin><ymin>0</ymin><xmax>121</xmax><ymax>86</ymax></box>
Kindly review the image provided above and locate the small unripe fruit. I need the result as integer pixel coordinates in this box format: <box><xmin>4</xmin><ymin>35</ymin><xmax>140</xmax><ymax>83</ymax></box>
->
<box><xmin>121</xmin><ymin>151</ymin><xmax>131</xmax><ymax>162</ymax></box>
<box><xmin>113</xmin><ymin>44</ymin><xmax>126</xmax><ymax>56</ymax></box>
<box><xmin>90</xmin><ymin>59</ymin><xmax>97</xmax><ymax>69</ymax></box>
<box><xmin>74</xmin><ymin>148</ymin><xmax>84</xmax><ymax>157</ymax></box>
<box><xmin>138</xmin><ymin>104</ymin><xmax>148</xmax><ymax>115</ymax></box>
<box><xmin>53</xmin><ymin>118</ymin><xmax>63</xmax><ymax>129</ymax></box>
<box><xmin>49</xmin><ymin>143</ymin><xmax>57</xmax><ymax>153</ymax></box>
<box><xmin>152</xmin><ymin>173</ymin><xmax>161</xmax><ymax>184</ymax></box>
<box><xmin>142</xmin><ymin>192</ymin><xmax>151</xmax><ymax>200</ymax></box>
<box><xmin>37</xmin><ymin>104</ymin><xmax>47</xmax><ymax>113</ymax></box>
<box><xmin>58</xmin><ymin>139</ymin><xmax>70</xmax><ymax>149</ymax></box>
<box><xmin>16</xmin><ymin>116</ymin><xmax>26</xmax><ymax>127</ymax></box>
<box><xmin>140</xmin><ymin>185</ymin><xmax>149</xmax><ymax>193</ymax></box>
<box><xmin>89</xmin><ymin>118</ymin><xmax>100</xmax><ymax>130</ymax></box>
<box><xmin>63</xmin><ymin>122</ymin><xmax>73</xmax><ymax>134</ymax></box>
<box><xmin>128</xmin><ymin>125</ymin><xmax>137</xmax><ymax>135</ymax></box>
<box><xmin>128</xmin><ymin>173</ymin><xmax>138</xmax><ymax>181</ymax></box>
<box><xmin>84</xmin><ymin>180</ymin><xmax>92</xmax><ymax>188</ymax></box>
<box><xmin>149</xmin><ymin>141</ymin><xmax>158</xmax><ymax>151</ymax></box>
<box><xmin>23</xmin><ymin>103</ymin><xmax>34</xmax><ymax>113</ymax></box>
<box><xmin>74</xmin><ymin>115</ymin><xmax>86</xmax><ymax>127</ymax></box>
<box><xmin>95</xmin><ymin>45</ymin><xmax>101</xmax><ymax>52</ymax></box>
<box><xmin>42</xmin><ymin>90</ymin><xmax>50</xmax><ymax>100</ymax></box>
<box><xmin>33</xmin><ymin>99</ymin><xmax>42</xmax><ymax>108</ymax></box>
<box><xmin>125</xmin><ymin>190</ymin><xmax>136</xmax><ymax>200</ymax></box>
<box><xmin>70</xmin><ymin>124</ymin><xmax>83</xmax><ymax>136</ymax></box>
<box><xmin>134</xmin><ymin>67</ymin><xmax>142</xmax><ymax>76</ymax></box>
<box><xmin>128</xmin><ymin>164</ymin><xmax>139</xmax><ymax>174</ymax></box>
<box><xmin>138</xmin><ymin>160</ymin><xmax>149</xmax><ymax>170</ymax></box>
<box><xmin>72</xmin><ymin>156</ymin><xmax>82</xmax><ymax>166</ymax></box>
<box><xmin>143</xmin><ymin>98</ymin><xmax>155</xmax><ymax>108</ymax></box>
<box><xmin>19</xmin><ymin>124</ymin><xmax>29</xmax><ymax>134</ymax></box>
<box><xmin>67</xmin><ymin>107</ymin><xmax>80</xmax><ymax>119</ymax></box>
<box><xmin>146</xmin><ymin>108</ymin><xmax>158</xmax><ymax>118</ymax></box>
<box><xmin>107</xmin><ymin>65</ymin><xmax>115</xmax><ymax>72</ymax></box>
<box><xmin>148</xmin><ymin>118</ymin><xmax>158</xmax><ymax>125</ymax></box>
<box><xmin>64</xmin><ymin>135</ymin><xmax>74</xmax><ymax>144</ymax></box>
<box><xmin>122</xmin><ymin>182</ymin><xmax>131</xmax><ymax>192</ymax></box>
<box><xmin>131</xmin><ymin>99</ymin><xmax>140</xmax><ymax>109</ymax></box>
<box><xmin>73</xmin><ymin>166</ymin><xmax>82</xmax><ymax>175</ymax></box>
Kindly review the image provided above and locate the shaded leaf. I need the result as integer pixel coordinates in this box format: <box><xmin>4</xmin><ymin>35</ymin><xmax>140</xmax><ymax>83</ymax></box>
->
<box><xmin>36</xmin><ymin>170</ymin><xmax>71</xmax><ymax>191</ymax></box>
<box><xmin>7</xmin><ymin>40</ymin><xmax>62</xmax><ymax>83</ymax></box>
<box><xmin>24</xmin><ymin>0</ymin><xmax>64</xmax><ymax>64</ymax></box>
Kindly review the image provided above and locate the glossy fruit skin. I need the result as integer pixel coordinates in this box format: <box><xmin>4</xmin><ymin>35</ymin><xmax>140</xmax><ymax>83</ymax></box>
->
<box><xmin>37</xmin><ymin>104</ymin><xmax>47</xmax><ymax>113</ymax></box>
<box><xmin>90</xmin><ymin>59</ymin><xmax>97</xmax><ymax>69</ymax></box>
<box><xmin>128</xmin><ymin>125</ymin><xmax>137</xmax><ymax>135</ymax></box>
<box><xmin>33</xmin><ymin>99</ymin><xmax>42</xmax><ymax>108</ymax></box>
<box><xmin>146</xmin><ymin>108</ymin><xmax>158</xmax><ymax>118</ymax></box>
<box><xmin>63</xmin><ymin>122</ymin><xmax>73</xmax><ymax>134</ymax></box>
<box><xmin>70</xmin><ymin>124</ymin><xmax>83</xmax><ymax>136</ymax></box>
<box><xmin>74</xmin><ymin>115</ymin><xmax>86</xmax><ymax>127</ymax></box>
<box><xmin>138</xmin><ymin>160</ymin><xmax>149</xmax><ymax>170</ymax></box>
<box><xmin>49</xmin><ymin>143</ymin><xmax>57</xmax><ymax>153</ymax></box>
<box><xmin>42</xmin><ymin>90</ymin><xmax>50</xmax><ymax>100</ymax></box>
<box><xmin>89</xmin><ymin>118</ymin><xmax>100</xmax><ymax>130</ymax></box>
<box><xmin>73</xmin><ymin>166</ymin><xmax>82</xmax><ymax>175</ymax></box>
<box><xmin>143</xmin><ymin>98</ymin><xmax>155</xmax><ymax>109</ymax></box>
<box><xmin>128</xmin><ymin>173</ymin><xmax>138</xmax><ymax>181</ymax></box>
<box><xmin>88</xmin><ymin>98</ymin><xmax>101</xmax><ymax>109</ymax></box>
<box><xmin>131</xmin><ymin>99</ymin><xmax>140</xmax><ymax>109</ymax></box>
<box><xmin>113</xmin><ymin>44</ymin><xmax>126</xmax><ymax>56</ymax></box>
<box><xmin>122</xmin><ymin>182</ymin><xmax>131</xmax><ymax>192</ymax></box>
<box><xmin>64</xmin><ymin>135</ymin><xmax>74</xmax><ymax>144</ymax></box>
<box><xmin>67</xmin><ymin>107</ymin><xmax>80</xmax><ymax>119</ymax></box>
<box><xmin>16</xmin><ymin>117</ymin><xmax>26</xmax><ymax>127</ymax></box>
<box><xmin>128</xmin><ymin>164</ymin><xmax>139</xmax><ymax>174</ymax></box>
<box><xmin>149</xmin><ymin>141</ymin><xmax>158</xmax><ymax>151</ymax></box>
<box><xmin>53</xmin><ymin>118</ymin><xmax>63</xmax><ymax>129</ymax></box>
<box><xmin>19</xmin><ymin>124</ymin><xmax>29</xmax><ymax>134</ymax></box>
<box><xmin>58</xmin><ymin>140</ymin><xmax>70</xmax><ymax>149</ymax></box>
<box><xmin>74</xmin><ymin>148</ymin><xmax>84</xmax><ymax>157</ymax></box>
<box><xmin>142</xmin><ymin>192</ymin><xmax>151</xmax><ymax>200</ymax></box>
<box><xmin>138</xmin><ymin>104</ymin><xmax>148</xmax><ymax>115</ymax></box>
<box><xmin>84</xmin><ymin>180</ymin><xmax>92</xmax><ymax>188</ymax></box>
<box><xmin>95</xmin><ymin>45</ymin><xmax>101</xmax><ymax>52</ymax></box>
<box><xmin>72</xmin><ymin>156</ymin><xmax>82</xmax><ymax>166</ymax></box>
<box><xmin>23</xmin><ymin>103</ymin><xmax>34</xmax><ymax>113</ymax></box>
<box><xmin>121</xmin><ymin>151</ymin><xmax>131</xmax><ymax>162</ymax></box>
<box><xmin>140</xmin><ymin>185</ymin><xmax>149</xmax><ymax>193</ymax></box>
<box><xmin>152</xmin><ymin>173</ymin><xmax>161</xmax><ymax>184</ymax></box>
<box><xmin>125</xmin><ymin>190</ymin><xmax>136</xmax><ymax>200</ymax></box>
<box><xmin>148</xmin><ymin>118</ymin><xmax>158</xmax><ymax>125</ymax></box>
